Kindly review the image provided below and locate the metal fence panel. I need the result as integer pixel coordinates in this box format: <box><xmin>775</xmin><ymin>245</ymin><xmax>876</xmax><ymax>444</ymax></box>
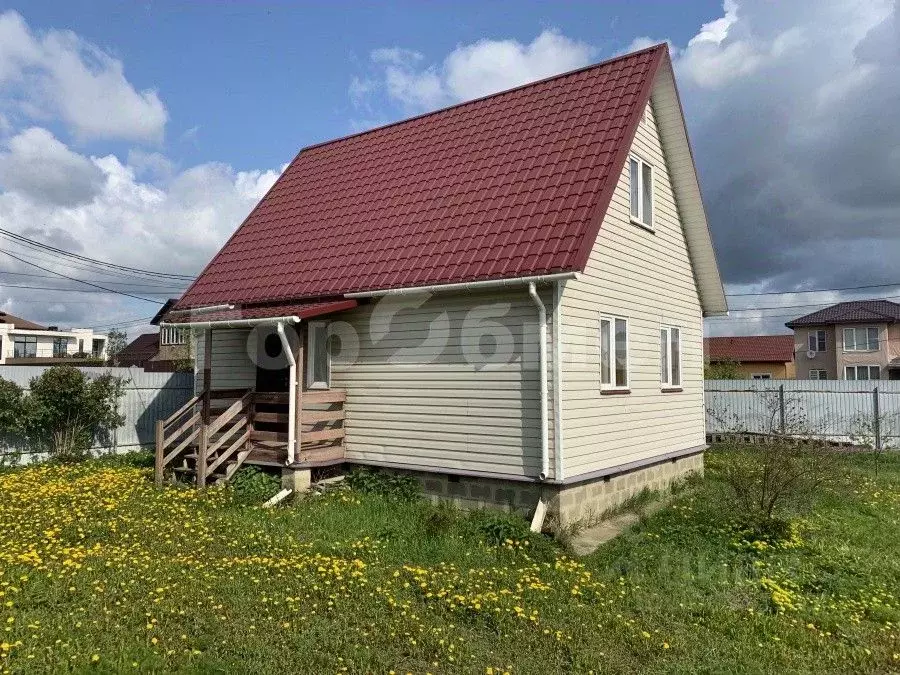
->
<box><xmin>0</xmin><ymin>366</ymin><xmax>194</xmax><ymax>459</ymax></box>
<box><xmin>705</xmin><ymin>379</ymin><xmax>900</xmax><ymax>447</ymax></box>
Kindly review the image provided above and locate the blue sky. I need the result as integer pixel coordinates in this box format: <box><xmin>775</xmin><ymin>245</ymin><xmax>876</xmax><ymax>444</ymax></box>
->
<box><xmin>6</xmin><ymin>0</ymin><xmax>720</xmax><ymax>170</ymax></box>
<box><xmin>0</xmin><ymin>0</ymin><xmax>897</xmax><ymax>336</ymax></box>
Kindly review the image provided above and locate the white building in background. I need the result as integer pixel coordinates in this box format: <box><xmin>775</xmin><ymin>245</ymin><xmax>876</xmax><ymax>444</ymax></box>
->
<box><xmin>0</xmin><ymin>311</ymin><xmax>107</xmax><ymax>365</ymax></box>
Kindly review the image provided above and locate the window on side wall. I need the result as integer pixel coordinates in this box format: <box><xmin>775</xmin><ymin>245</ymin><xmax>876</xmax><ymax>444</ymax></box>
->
<box><xmin>306</xmin><ymin>321</ymin><xmax>330</xmax><ymax>389</ymax></box>
<box><xmin>659</xmin><ymin>326</ymin><xmax>681</xmax><ymax>388</ymax></box>
<box><xmin>52</xmin><ymin>337</ymin><xmax>67</xmax><ymax>358</ymax></box>
<box><xmin>808</xmin><ymin>330</ymin><xmax>826</xmax><ymax>352</ymax></box>
<box><xmin>751</xmin><ymin>373</ymin><xmax>772</xmax><ymax>380</ymax></box>
<box><xmin>845</xmin><ymin>365</ymin><xmax>880</xmax><ymax>380</ymax></box>
<box><xmin>13</xmin><ymin>335</ymin><xmax>37</xmax><ymax>358</ymax></box>
<box><xmin>629</xmin><ymin>156</ymin><xmax>653</xmax><ymax>229</ymax></box>
<box><xmin>809</xmin><ymin>369</ymin><xmax>827</xmax><ymax>380</ymax></box>
<box><xmin>600</xmin><ymin>316</ymin><xmax>628</xmax><ymax>390</ymax></box>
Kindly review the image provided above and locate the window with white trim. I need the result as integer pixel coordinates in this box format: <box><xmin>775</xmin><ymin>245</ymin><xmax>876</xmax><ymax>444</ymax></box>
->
<box><xmin>306</xmin><ymin>321</ymin><xmax>330</xmax><ymax>389</ymax></box>
<box><xmin>659</xmin><ymin>326</ymin><xmax>681</xmax><ymax>387</ymax></box>
<box><xmin>160</xmin><ymin>325</ymin><xmax>187</xmax><ymax>346</ymax></box>
<box><xmin>843</xmin><ymin>326</ymin><xmax>879</xmax><ymax>352</ymax></box>
<box><xmin>845</xmin><ymin>365</ymin><xmax>879</xmax><ymax>380</ymax></box>
<box><xmin>808</xmin><ymin>330</ymin><xmax>826</xmax><ymax>352</ymax></box>
<box><xmin>809</xmin><ymin>369</ymin><xmax>827</xmax><ymax>380</ymax></box>
<box><xmin>600</xmin><ymin>316</ymin><xmax>628</xmax><ymax>389</ymax></box>
<box><xmin>751</xmin><ymin>373</ymin><xmax>772</xmax><ymax>380</ymax></box>
<box><xmin>629</xmin><ymin>156</ymin><xmax>653</xmax><ymax>229</ymax></box>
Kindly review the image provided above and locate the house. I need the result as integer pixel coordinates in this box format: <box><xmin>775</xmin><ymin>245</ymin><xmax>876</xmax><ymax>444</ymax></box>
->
<box><xmin>786</xmin><ymin>300</ymin><xmax>900</xmax><ymax>381</ymax></box>
<box><xmin>704</xmin><ymin>335</ymin><xmax>795</xmax><ymax>379</ymax></box>
<box><xmin>115</xmin><ymin>301</ymin><xmax>193</xmax><ymax>369</ymax></box>
<box><xmin>157</xmin><ymin>44</ymin><xmax>727</xmax><ymax>525</ymax></box>
<box><xmin>0</xmin><ymin>311</ymin><xmax>107</xmax><ymax>365</ymax></box>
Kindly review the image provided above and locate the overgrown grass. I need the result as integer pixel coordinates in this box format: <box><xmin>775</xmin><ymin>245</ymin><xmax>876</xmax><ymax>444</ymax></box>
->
<box><xmin>0</xmin><ymin>447</ymin><xmax>897</xmax><ymax>672</ymax></box>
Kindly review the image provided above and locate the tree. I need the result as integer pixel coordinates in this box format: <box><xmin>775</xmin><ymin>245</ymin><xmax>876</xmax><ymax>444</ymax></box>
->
<box><xmin>23</xmin><ymin>366</ymin><xmax>126</xmax><ymax>461</ymax></box>
<box><xmin>705</xmin><ymin>358</ymin><xmax>743</xmax><ymax>379</ymax></box>
<box><xmin>106</xmin><ymin>329</ymin><xmax>128</xmax><ymax>366</ymax></box>
<box><xmin>0</xmin><ymin>378</ymin><xmax>24</xmax><ymax>451</ymax></box>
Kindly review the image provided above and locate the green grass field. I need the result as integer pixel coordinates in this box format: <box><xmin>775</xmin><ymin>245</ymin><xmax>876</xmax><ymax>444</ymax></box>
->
<box><xmin>0</xmin><ymin>447</ymin><xmax>897</xmax><ymax>673</ymax></box>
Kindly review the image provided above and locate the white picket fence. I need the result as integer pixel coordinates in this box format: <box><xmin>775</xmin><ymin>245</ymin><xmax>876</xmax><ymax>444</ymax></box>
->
<box><xmin>705</xmin><ymin>379</ymin><xmax>900</xmax><ymax>448</ymax></box>
<box><xmin>0</xmin><ymin>366</ymin><xmax>194</xmax><ymax>461</ymax></box>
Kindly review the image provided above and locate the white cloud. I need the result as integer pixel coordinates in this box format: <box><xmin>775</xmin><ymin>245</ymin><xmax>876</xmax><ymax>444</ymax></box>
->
<box><xmin>0</xmin><ymin>10</ymin><xmax>167</xmax><ymax>143</ymax></box>
<box><xmin>354</xmin><ymin>30</ymin><xmax>597</xmax><ymax>112</ymax></box>
<box><xmin>0</xmin><ymin>127</ymin><xmax>104</xmax><ymax>206</ymax></box>
<box><xmin>0</xmin><ymin>128</ymin><xmax>280</xmax><ymax>329</ymax></box>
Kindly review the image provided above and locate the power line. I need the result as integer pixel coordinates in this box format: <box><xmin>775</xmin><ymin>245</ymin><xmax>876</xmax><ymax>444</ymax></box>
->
<box><xmin>726</xmin><ymin>281</ymin><xmax>900</xmax><ymax>298</ymax></box>
<box><xmin>0</xmin><ymin>249</ymin><xmax>165</xmax><ymax>305</ymax></box>
<box><xmin>0</xmin><ymin>228</ymin><xmax>196</xmax><ymax>280</ymax></box>
<box><xmin>726</xmin><ymin>293</ymin><xmax>900</xmax><ymax>314</ymax></box>
<box><xmin>0</xmin><ymin>282</ymin><xmax>181</xmax><ymax>294</ymax></box>
<box><xmin>0</xmin><ymin>268</ymin><xmax>188</xmax><ymax>290</ymax></box>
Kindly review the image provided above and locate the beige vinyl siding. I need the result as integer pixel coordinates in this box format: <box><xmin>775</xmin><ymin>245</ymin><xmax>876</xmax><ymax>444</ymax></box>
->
<box><xmin>331</xmin><ymin>288</ymin><xmax>555</xmax><ymax>479</ymax></box>
<box><xmin>560</xmin><ymin>93</ymin><xmax>705</xmax><ymax>478</ymax></box>
<box><xmin>194</xmin><ymin>328</ymin><xmax>256</xmax><ymax>394</ymax></box>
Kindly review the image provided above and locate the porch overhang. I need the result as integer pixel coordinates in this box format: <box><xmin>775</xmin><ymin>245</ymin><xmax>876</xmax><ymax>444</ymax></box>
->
<box><xmin>161</xmin><ymin>298</ymin><xmax>359</xmax><ymax>329</ymax></box>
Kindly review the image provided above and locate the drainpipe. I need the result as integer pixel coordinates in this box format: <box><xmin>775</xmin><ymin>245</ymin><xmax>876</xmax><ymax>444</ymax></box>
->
<box><xmin>276</xmin><ymin>322</ymin><xmax>298</xmax><ymax>465</ymax></box>
<box><xmin>528</xmin><ymin>282</ymin><xmax>549</xmax><ymax>481</ymax></box>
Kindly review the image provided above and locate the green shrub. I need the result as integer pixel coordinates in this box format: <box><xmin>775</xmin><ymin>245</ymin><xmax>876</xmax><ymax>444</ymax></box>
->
<box><xmin>468</xmin><ymin>510</ymin><xmax>533</xmax><ymax>547</ymax></box>
<box><xmin>0</xmin><ymin>378</ymin><xmax>25</xmax><ymax>451</ymax></box>
<box><xmin>345</xmin><ymin>467</ymin><xmax>420</xmax><ymax>501</ymax></box>
<box><xmin>230</xmin><ymin>466</ymin><xmax>281</xmax><ymax>503</ymax></box>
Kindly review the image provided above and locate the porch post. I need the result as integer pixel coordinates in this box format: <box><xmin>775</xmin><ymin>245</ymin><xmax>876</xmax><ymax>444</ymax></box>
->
<box><xmin>154</xmin><ymin>419</ymin><xmax>164</xmax><ymax>487</ymax></box>
<box><xmin>201</xmin><ymin>329</ymin><xmax>213</xmax><ymax>424</ymax></box>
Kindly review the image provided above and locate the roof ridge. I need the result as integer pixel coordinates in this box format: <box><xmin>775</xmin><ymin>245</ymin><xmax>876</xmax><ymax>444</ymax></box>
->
<box><xmin>300</xmin><ymin>43</ymin><xmax>668</xmax><ymax>155</ymax></box>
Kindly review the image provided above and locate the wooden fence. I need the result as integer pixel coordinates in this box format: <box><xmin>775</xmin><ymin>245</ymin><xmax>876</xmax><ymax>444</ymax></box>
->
<box><xmin>0</xmin><ymin>366</ymin><xmax>194</xmax><ymax>461</ymax></box>
<box><xmin>705</xmin><ymin>379</ymin><xmax>900</xmax><ymax>448</ymax></box>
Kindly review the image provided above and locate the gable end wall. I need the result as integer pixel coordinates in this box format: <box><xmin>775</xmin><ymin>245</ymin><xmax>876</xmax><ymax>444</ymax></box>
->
<box><xmin>560</xmin><ymin>91</ymin><xmax>705</xmax><ymax>478</ymax></box>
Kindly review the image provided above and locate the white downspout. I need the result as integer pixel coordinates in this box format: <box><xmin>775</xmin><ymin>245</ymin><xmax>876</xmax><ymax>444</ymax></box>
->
<box><xmin>528</xmin><ymin>282</ymin><xmax>549</xmax><ymax>481</ymax></box>
<box><xmin>276</xmin><ymin>322</ymin><xmax>298</xmax><ymax>465</ymax></box>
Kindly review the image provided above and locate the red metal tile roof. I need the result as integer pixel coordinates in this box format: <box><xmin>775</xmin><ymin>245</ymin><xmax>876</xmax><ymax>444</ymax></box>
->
<box><xmin>785</xmin><ymin>300</ymin><xmax>900</xmax><ymax>328</ymax></box>
<box><xmin>176</xmin><ymin>45</ymin><xmax>667</xmax><ymax>309</ymax></box>
<box><xmin>704</xmin><ymin>335</ymin><xmax>795</xmax><ymax>363</ymax></box>
<box><xmin>166</xmin><ymin>299</ymin><xmax>358</xmax><ymax>324</ymax></box>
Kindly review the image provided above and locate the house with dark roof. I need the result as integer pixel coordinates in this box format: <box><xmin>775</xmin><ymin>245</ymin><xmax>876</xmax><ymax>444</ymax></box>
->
<box><xmin>704</xmin><ymin>335</ymin><xmax>796</xmax><ymax>380</ymax></box>
<box><xmin>113</xmin><ymin>300</ymin><xmax>192</xmax><ymax>370</ymax></box>
<box><xmin>0</xmin><ymin>311</ymin><xmax>108</xmax><ymax>365</ymax></box>
<box><xmin>786</xmin><ymin>300</ymin><xmax>900</xmax><ymax>381</ymax></box>
<box><xmin>157</xmin><ymin>44</ymin><xmax>726</xmax><ymax>525</ymax></box>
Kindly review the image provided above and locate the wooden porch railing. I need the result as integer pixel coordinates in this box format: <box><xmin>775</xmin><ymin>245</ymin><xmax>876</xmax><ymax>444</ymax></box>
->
<box><xmin>154</xmin><ymin>387</ymin><xmax>346</xmax><ymax>486</ymax></box>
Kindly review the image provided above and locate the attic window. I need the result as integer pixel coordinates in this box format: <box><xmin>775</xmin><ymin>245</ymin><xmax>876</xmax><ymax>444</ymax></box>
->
<box><xmin>629</xmin><ymin>156</ymin><xmax>653</xmax><ymax>229</ymax></box>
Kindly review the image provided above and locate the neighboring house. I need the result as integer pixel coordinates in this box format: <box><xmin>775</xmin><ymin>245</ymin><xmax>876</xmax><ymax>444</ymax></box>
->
<box><xmin>0</xmin><ymin>311</ymin><xmax>107</xmax><ymax>365</ymax></box>
<box><xmin>704</xmin><ymin>335</ymin><xmax>796</xmax><ymax>379</ymax></box>
<box><xmin>786</xmin><ymin>300</ymin><xmax>900</xmax><ymax>381</ymax></box>
<box><xmin>114</xmin><ymin>301</ymin><xmax>193</xmax><ymax>370</ymax></box>
<box><xmin>159</xmin><ymin>44</ymin><xmax>727</xmax><ymax>525</ymax></box>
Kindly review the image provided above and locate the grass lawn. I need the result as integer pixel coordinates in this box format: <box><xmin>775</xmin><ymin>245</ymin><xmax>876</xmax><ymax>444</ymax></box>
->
<box><xmin>0</xmin><ymin>448</ymin><xmax>898</xmax><ymax>673</ymax></box>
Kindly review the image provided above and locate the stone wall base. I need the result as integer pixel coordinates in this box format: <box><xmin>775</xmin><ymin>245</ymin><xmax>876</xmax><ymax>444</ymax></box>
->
<box><xmin>352</xmin><ymin>452</ymin><xmax>704</xmax><ymax>530</ymax></box>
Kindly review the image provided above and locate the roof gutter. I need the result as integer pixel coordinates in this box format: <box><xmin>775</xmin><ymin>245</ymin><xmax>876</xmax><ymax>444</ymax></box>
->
<box><xmin>160</xmin><ymin>316</ymin><xmax>301</xmax><ymax>330</ymax></box>
<box><xmin>166</xmin><ymin>304</ymin><xmax>236</xmax><ymax>317</ymax></box>
<box><xmin>344</xmin><ymin>272</ymin><xmax>580</xmax><ymax>298</ymax></box>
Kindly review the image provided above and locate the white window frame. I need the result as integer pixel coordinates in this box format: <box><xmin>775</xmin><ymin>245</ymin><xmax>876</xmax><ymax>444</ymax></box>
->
<box><xmin>660</xmin><ymin>326</ymin><xmax>682</xmax><ymax>388</ymax></box>
<box><xmin>751</xmin><ymin>373</ymin><xmax>772</xmax><ymax>380</ymax></box>
<box><xmin>600</xmin><ymin>315</ymin><xmax>629</xmax><ymax>391</ymax></box>
<box><xmin>845</xmin><ymin>365</ymin><xmax>880</xmax><ymax>381</ymax></box>
<box><xmin>843</xmin><ymin>326</ymin><xmax>879</xmax><ymax>352</ymax></box>
<box><xmin>809</xmin><ymin>369</ymin><xmax>827</xmax><ymax>380</ymax></box>
<box><xmin>807</xmin><ymin>330</ymin><xmax>826</xmax><ymax>353</ymax></box>
<box><xmin>629</xmin><ymin>155</ymin><xmax>654</xmax><ymax>230</ymax></box>
<box><xmin>306</xmin><ymin>321</ymin><xmax>331</xmax><ymax>389</ymax></box>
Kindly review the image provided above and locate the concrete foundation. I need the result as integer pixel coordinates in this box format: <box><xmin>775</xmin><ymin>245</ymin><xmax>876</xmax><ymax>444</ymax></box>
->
<box><xmin>281</xmin><ymin>467</ymin><xmax>312</xmax><ymax>492</ymax></box>
<box><xmin>368</xmin><ymin>451</ymin><xmax>704</xmax><ymax>529</ymax></box>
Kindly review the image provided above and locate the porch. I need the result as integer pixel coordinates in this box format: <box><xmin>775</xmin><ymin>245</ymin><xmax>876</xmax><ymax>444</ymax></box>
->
<box><xmin>153</xmin><ymin>310</ymin><xmax>350</xmax><ymax>487</ymax></box>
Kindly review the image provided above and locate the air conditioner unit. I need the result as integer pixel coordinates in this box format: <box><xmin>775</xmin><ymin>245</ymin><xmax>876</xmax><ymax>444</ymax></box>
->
<box><xmin>806</xmin><ymin>350</ymin><xmax>817</xmax><ymax>359</ymax></box>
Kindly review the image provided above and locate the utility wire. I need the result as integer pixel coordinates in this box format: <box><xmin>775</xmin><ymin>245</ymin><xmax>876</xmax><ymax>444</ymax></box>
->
<box><xmin>0</xmin><ymin>228</ymin><xmax>196</xmax><ymax>280</ymax></box>
<box><xmin>0</xmin><ymin>268</ymin><xmax>189</xmax><ymax>289</ymax></box>
<box><xmin>0</xmin><ymin>282</ymin><xmax>182</xmax><ymax>294</ymax></box>
<box><xmin>726</xmin><ymin>281</ymin><xmax>900</xmax><ymax>298</ymax></box>
<box><xmin>0</xmin><ymin>249</ymin><xmax>165</xmax><ymax>304</ymax></box>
